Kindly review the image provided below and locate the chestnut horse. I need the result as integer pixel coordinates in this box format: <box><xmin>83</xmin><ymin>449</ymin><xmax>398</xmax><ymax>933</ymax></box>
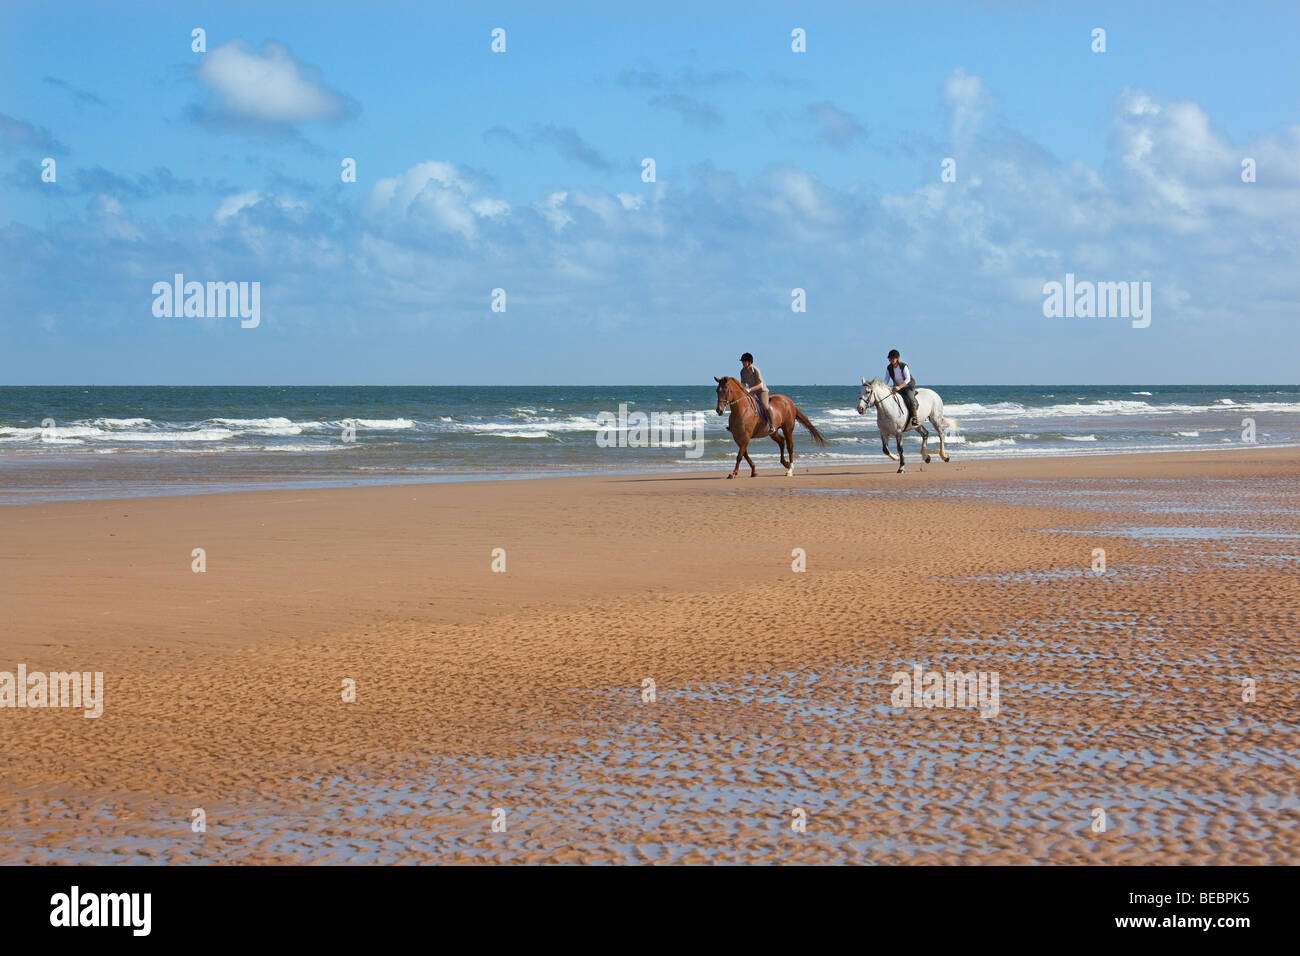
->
<box><xmin>714</xmin><ymin>376</ymin><xmax>827</xmax><ymax>478</ymax></box>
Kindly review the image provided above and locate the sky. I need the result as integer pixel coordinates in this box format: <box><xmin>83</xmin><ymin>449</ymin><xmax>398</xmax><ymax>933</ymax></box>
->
<box><xmin>1</xmin><ymin>0</ymin><xmax>1297</xmax><ymax>385</ymax></box>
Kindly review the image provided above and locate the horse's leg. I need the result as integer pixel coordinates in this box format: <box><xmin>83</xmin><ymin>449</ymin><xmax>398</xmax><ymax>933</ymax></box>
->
<box><xmin>931</xmin><ymin>413</ymin><xmax>950</xmax><ymax>462</ymax></box>
<box><xmin>881</xmin><ymin>430</ymin><xmax>899</xmax><ymax>462</ymax></box>
<box><xmin>771</xmin><ymin>404</ymin><xmax>790</xmax><ymax>472</ymax></box>
<box><xmin>918</xmin><ymin>425</ymin><xmax>930</xmax><ymax>464</ymax></box>
<box><xmin>729</xmin><ymin>440</ymin><xmax>745</xmax><ymax>478</ymax></box>
<box><xmin>783</xmin><ymin>422</ymin><xmax>795</xmax><ymax>477</ymax></box>
<box><xmin>744</xmin><ymin>444</ymin><xmax>757</xmax><ymax>477</ymax></box>
<box><xmin>895</xmin><ymin>434</ymin><xmax>905</xmax><ymax>473</ymax></box>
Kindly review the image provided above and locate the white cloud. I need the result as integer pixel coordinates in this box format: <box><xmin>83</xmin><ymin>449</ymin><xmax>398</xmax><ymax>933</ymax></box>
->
<box><xmin>535</xmin><ymin>191</ymin><xmax>573</xmax><ymax>232</ymax></box>
<box><xmin>214</xmin><ymin>191</ymin><xmax>263</xmax><ymax>222</ymax></box>
<box><xmin>365</xmin><ymin>161</ymin><xmax>509</xmax><ymax>240</ymax></box>
<box><xmin>214</xmin><ymin>191</ymin><xmax>310</xmax><ymax>223</ymax></box>
<box><xmin>197</xmin><ymin>40</ymin><xmax>352</xmax><ymax>125</ymax></box>
<box><xmin>944</xmin><ymin>68</ymin><xmax>991</xmax><ymax>145</ymax></box>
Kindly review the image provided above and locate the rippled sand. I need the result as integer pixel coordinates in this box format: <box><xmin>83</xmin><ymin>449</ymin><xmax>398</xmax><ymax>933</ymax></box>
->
<box><xmin>1</xmin><ymin>448</ymin><xmax>1296</xmax><ymax>863</ymax></box>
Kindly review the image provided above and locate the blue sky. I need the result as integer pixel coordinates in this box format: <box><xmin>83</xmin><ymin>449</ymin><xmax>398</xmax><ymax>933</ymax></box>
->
<box><xmin>2</xmin><ymin>0</ymin><xmax>1297</xmax><ymax>384</ymax></box>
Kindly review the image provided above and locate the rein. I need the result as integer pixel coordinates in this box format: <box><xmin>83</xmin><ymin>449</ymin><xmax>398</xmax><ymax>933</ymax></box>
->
<box><xmin>718</xmin><ymin>382</ymin><xmax>752</xmax><ymax>411</ymax></box>
<box><xmin>863</xmin><ymin>384</ymin><xmax>906</xmax><ymax>416</ymax></box>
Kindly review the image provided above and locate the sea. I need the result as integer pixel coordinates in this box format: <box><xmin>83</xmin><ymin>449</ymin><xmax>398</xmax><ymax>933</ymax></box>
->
<box><xmin>1</xmin><ymin>385</ymin><xmax>1297</xmax><ymax>504</ymax></box>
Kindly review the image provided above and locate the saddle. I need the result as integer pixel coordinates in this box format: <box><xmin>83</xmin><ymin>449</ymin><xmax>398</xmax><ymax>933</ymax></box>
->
<box><xmin>747</xmin><ymin>393</ymin><xmax>779</xmax><ymax>432</ymax></box>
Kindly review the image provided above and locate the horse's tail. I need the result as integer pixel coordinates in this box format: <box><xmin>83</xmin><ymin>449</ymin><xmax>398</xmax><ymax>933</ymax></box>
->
<box><xmin>931</xmin><ymin>395</ymin><xmax>958</xmax><ymax>434</ymax></box>
<box><xmin>795</xmin><ymin>408</ymin><xmax>827</xmax><ymax>447</ymax></box>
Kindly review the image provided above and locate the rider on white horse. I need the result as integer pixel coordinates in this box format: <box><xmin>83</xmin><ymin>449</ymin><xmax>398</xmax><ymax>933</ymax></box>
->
<box><xmin>885</xmin><ymin>349</ymin><xmax>920</xmax><ymax>428</ymax></box>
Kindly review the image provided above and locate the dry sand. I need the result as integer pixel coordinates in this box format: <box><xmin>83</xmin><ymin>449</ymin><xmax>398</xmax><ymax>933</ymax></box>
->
<box><xmin>1</xmin><ymin>447</ymin><xmax>1297</xmax><ymax>864</ymax></box>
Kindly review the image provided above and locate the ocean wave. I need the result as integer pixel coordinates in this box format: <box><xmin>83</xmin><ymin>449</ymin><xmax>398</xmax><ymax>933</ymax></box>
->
<box><xmin>0</xmin><ymin>424</ymin><xmax>105</xmax><ymax>440</ymax></box>
<box><xmin>935</xmin><ymin>398</ymin><xmax>1300</xmax><ymax>420</ymax></box>
<box><xmin>455</xmin><ymin>416</ymin><xmax>605</xmax><ymax>434</ymax></box>
<box><xmin>208</xmin><ymin>416</ymin><xmax>304</xmax><ymax>436</ymax></box>
<box><xmin>1063</xmin><ymin>435</ymin><xmax>1100</xmax><ymax>442</ymax></box>
<box><xmin>942</xmin><ymin>401</ymin><xmax>1030</xmax><ymax>416</ymax></box>
<box><xmin>116</xmin><ymin>428</ymin><xmax>237</xmax><ymax>442</ymax></box>
<box><xmin>967</xmin><ymin>437</ymin><xmax>1017</xmax><ymax>447</ymax></box>
<box><xmin>91</xmin><ymin>417</ymin><xmax>152</xmax><ymax>428</ymax></box>
<box><xmin>346</xmin><ymin>418</ymin><xmax>416</xmax><ymax>430</ymax></box>
<box><xmin>258</xmin><ymin>443</ymin><xmax>350</xmax><ymax>452</ymax></box>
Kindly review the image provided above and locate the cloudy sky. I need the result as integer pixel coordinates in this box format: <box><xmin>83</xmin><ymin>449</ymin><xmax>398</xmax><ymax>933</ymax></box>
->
<box><xmin>2</xmin><ymin>1</ymin><xmax>1297</xmax><ymax>385</ymax></box>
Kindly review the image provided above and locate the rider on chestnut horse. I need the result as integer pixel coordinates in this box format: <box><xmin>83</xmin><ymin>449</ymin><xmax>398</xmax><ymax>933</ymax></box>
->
<box><xmin>739</xmin><ymin>353</ymin><xmax>777</xmax><ymax>436</ymax></box>
<box><xmin>715</xmin><ymin>366</ymin><xmax>827</xmax><ymax>479</ymax></box>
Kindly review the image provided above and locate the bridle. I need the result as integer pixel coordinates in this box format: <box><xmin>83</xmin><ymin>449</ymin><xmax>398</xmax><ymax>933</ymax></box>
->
<box><xmin>717</xmin><ymin>381</ymin><xmax>749</xmax><ymax>412</ymax></box>
<box><xmin>861</xmin><ymin>380</ymin><xmax>906</xmax><ymax>413</ymax></box>
<box><xmin>861</xmin><ymin>383</ymin><xmax>885</xmax><ymax>411</ymax></box>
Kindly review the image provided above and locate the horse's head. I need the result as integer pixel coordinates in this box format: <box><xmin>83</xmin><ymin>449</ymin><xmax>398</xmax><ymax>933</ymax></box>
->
<box><xmin>857</xmin><ymin>377</ymin><xmax>887</xmax><ymax>415</ymax></box>
<box><xmin>714</xmin><ymin>376</ymin><xmax>740</xmax><ymax>415</ymax></box>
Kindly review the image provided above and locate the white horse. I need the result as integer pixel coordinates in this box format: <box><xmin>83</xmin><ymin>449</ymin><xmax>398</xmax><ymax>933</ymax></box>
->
<box><xmin>857</xmin><ymin>378</ymin><xmax>957</xmax><ymax>473</ymax></box>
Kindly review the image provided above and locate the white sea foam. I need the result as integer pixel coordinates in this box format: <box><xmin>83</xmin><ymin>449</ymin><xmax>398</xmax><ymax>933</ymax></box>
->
<box><xmin>112</xmin><ymin>428</ymin><xmax>237</xmax><ymax>442</ymax></box>
<box><xmin>207</xmin><ymin>417</ymin><xmax>308</xmax><ymax>435</ymax></box>
<box><xmin>0</xmin><ymin>424</ymin><xmax>107</xmax><ymax>440</ymax></box>
<box><xmin>91</xmin><ymin>417</ymin><xmax>152</xmax><ymax>428</ymax></box>
<box><xmin>942</xmin><ymin>402</ymin><xmax>1027</xmax><ymax>416</ymax></box>
<box><xmin>1063</xmin><ymin>435</ymin><xmax>1100</xmax><ymax>442</ymax></box>
<box><xmin>259</xmin><ymin>443</ymin><xmax>348</xmax><ymax>452</ymax></box>
<box><xmin>457</xmin><ymin>416</ymin><xmax>604</xmax><ymax>434</ymax></box>
<box><xmin>351</xmin><ymin>421</ymin><xmax>416</xmax><ymax>431</ymax></box>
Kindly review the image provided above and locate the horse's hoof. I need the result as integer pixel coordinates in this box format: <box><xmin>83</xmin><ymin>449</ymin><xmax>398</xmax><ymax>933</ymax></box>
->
<box><xmin>784</xmin><ymin>468</ymin><xmax>793</xmax><ymax>477</ymax></box>
<box><xmin>923</xmin><ymin>455</ymin><xmax>931</xmax><ymax>463</ymax></box>
<box><xmin>726</xmin><ymin>473</ymin><xmax>736</xmax><ymax>479</ymax></box>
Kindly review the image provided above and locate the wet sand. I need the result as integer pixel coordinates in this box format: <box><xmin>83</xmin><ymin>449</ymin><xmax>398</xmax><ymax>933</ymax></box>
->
<box><xmin>1</xmin><ymin>446</ymin><xmax>1297</xmax><ymax>864</ymax></box>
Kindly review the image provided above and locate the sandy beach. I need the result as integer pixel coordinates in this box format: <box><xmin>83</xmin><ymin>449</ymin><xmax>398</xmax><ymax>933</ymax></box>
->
<box><xmin>1</xmin><ymin>446</ymin><xmax>1296</xmax><ymax>864</ymax></box>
